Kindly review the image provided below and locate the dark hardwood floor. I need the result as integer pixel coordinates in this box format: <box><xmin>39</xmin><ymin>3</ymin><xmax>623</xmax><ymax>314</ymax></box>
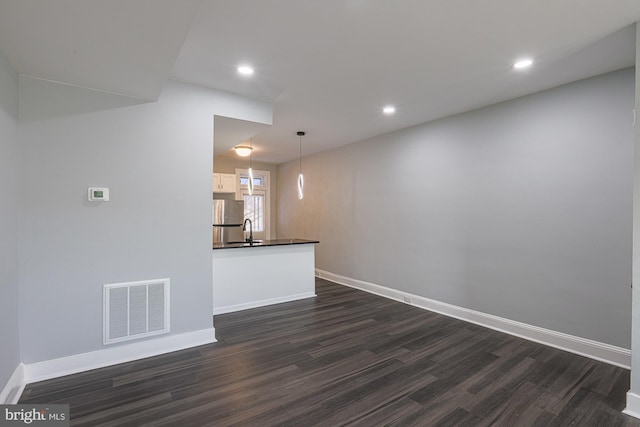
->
<box><xmin>20</xmin><ymin>278</ymin><xmax>639</xmax><ymax>426</ymax></box>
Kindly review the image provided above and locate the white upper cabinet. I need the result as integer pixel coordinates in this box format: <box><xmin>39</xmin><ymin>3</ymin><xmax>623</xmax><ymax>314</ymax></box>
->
<box><xmin>213</xmin><ymin>173</ymin><xmax>237</xmax><ymax>193</ymax></box>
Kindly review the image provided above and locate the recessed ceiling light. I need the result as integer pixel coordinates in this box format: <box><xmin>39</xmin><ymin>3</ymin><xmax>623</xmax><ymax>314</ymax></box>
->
<box><xmin>513</xmin><ymin>58</ymin><xmax>533</xmax><ymax>69</ymax></box>
<box><xmin>237</xmin><ymin>65</ymin><xmax>254</xmax><ymax>76</ymax></box>
<box><xmin>383</xmin><ymin>105</ymin><xmax>396</xmax><ymax>115</ymax></box>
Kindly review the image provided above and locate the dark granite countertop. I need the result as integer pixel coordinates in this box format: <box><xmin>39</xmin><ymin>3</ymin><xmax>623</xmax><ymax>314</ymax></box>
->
<box><xmin>213</xmin><ymin>238</ymin><xmax>319</xmax><ymax>250</ymax></box>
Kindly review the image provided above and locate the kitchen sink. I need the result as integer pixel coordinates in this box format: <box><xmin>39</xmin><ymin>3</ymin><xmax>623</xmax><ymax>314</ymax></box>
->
<box><xmin>226</xmin><ymin>240</ymin><xmax>262</xmax><ymax>245</ymax></box>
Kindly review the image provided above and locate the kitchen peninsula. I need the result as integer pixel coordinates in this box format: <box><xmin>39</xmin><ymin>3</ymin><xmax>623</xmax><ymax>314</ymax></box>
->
<box><xmin>212</xmin><ymin>239</ymin><xmax>319</xmax><ymax>314</ymax></box>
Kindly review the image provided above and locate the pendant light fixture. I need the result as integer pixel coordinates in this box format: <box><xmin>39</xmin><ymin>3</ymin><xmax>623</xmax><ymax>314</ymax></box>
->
<box><xmin>297</xmin><ymin>131</ymin><xmax>305</xmax><ymax>200</ymax></box>
<box><xmin>248</xmin><ymin>138</ymin><xmax>254</xmax><ymax>196</ymax></box>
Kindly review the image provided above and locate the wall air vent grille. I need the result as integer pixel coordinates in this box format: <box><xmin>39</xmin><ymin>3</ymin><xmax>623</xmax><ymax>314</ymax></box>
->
<box><xmin>103</xmin><ymin>278</ymin><xmax>170</xmax><ymax>345</ymax></box>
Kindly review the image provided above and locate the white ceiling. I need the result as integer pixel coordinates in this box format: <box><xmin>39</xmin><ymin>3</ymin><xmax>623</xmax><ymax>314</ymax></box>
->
<box><xmin>214</xmin><ymin>116</ymin><xmax>270</xmax><ymax>158</ymax></box>
<box><xmin>0</xmin><ymin>1</ymin><xmax>638</xmax><ymax>163</ymax></box>
<box><xmin>0</xmin><ymin>0</ymin><xmax>201</xmax><ymax>100</ymax></box>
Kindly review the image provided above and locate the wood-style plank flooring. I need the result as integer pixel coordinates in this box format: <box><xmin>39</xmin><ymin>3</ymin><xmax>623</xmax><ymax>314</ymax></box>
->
<box><xmin>20</xmin><ymin>278</ymin><xmax>639</xmax><ymax>426</ymax></box>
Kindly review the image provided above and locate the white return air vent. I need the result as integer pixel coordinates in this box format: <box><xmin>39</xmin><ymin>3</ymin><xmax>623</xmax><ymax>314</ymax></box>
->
<box><xmin>103</xmin><ymin>278</ymin><xmax>170</xmax><ymax>345</ymax></box>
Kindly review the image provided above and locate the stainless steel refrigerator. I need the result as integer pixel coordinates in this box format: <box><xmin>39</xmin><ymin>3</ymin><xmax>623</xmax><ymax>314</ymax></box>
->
<box><xmin>212</xmin><ymin>199</ymin><xmax>245</xmax><ymax>243</ymax></box>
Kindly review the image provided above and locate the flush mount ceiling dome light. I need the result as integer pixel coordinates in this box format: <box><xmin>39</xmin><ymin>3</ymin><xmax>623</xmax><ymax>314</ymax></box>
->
<box><xmin>513</xmin><ymin>58</ymin><xmax>533</xmax><ymax>69</ymax></box>
<box><xmin>237</xmin><ymin>65</ymin><xmax>254</xmax><ymax>76</ymax></box>
<box><xmin>234</xmin><ymin>145</ymin><xmax>253</xmax><ymax>157</ymax></box>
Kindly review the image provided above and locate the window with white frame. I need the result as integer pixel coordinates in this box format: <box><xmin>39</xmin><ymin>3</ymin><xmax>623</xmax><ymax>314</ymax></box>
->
<box><xmin>239</xmin><ymin>175</ymin><xmax>264</xmax><ymax>187</ymax></box>
<box><xmin>243</xmin><ymin>193</ymin><xmax>265</xmax><ymax>232</ymax></box>
<box><xmin>236</xmin><ymin>169</ymin><xmax>270</xmax><ymax>239</ymax></box>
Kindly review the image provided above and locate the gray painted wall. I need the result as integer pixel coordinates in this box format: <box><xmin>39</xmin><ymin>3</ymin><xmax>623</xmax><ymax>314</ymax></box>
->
<box><xmin>278</xmin><ymin>68</ymin><xmax>634</xmax><ymax>348</ymax></box>
<box><xmin>0</xmin><ymin>49</ymin><xmax>20</xmax><ymax>389</ymax></box>
<box><xmin>18</xmin><ymin>77</ymin><xmax>271</xmax><ymax>363</ymax></box>
<box><xmin>213</xmin><ymin>156</ymin><xmax>278</xmax><ymax>238</ymax></box>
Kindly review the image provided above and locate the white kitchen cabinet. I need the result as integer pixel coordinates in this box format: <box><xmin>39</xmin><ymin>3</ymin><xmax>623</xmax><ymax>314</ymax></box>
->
<box><xmin>213</xmin><ymin>173</ymin><xmax>237</xmax><ymax>193</ymax></box>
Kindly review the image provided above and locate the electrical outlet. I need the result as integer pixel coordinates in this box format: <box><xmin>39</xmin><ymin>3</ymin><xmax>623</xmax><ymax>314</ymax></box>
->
<box><xmin>404</xmin><ymin>295</ymin><xmax>412</xmax><ymax>304</ymax></box>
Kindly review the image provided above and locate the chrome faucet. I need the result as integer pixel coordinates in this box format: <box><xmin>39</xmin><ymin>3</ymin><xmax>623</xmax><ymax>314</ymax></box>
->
<box><xmin>243</xmin><ymin>218</ymin><xmax>253</xmax><ymax>245</ymax></box>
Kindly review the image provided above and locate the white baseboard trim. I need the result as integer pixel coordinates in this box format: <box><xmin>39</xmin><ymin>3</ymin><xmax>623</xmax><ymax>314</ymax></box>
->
<box><xmin>213</xmin><ymin>292</ymin><xmax>316</xmax><ymax>315</ymax></box>
<box><xmin>316</xmin><ymin>269</ymin><xmax>631</xmax><ymax>369</ymax></box>
<box><xmin>0</xmin><ymin>363</ymin><xmax>25</xmax><ymax>404</ymax></box>
<box><xmin>622</xmin><ymin>391</ymin><xmax>640</xmax><ymax>418</ymax></box>
<box><xmin>24</xmin><ymin>327</ymin><xmax>216</xmax><ymax>384</ymax></box>
<box><xmin>625</xmin><ymin>392</ymin><xmax>640</xmax><ymax>419</ymax></box>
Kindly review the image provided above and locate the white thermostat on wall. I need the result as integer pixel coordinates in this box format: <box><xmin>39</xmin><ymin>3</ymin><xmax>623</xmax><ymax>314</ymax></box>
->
<box><xmin>88</xmin><ymin>187</ymin><xmax>110</xmax><ymax>201</ymax></box>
